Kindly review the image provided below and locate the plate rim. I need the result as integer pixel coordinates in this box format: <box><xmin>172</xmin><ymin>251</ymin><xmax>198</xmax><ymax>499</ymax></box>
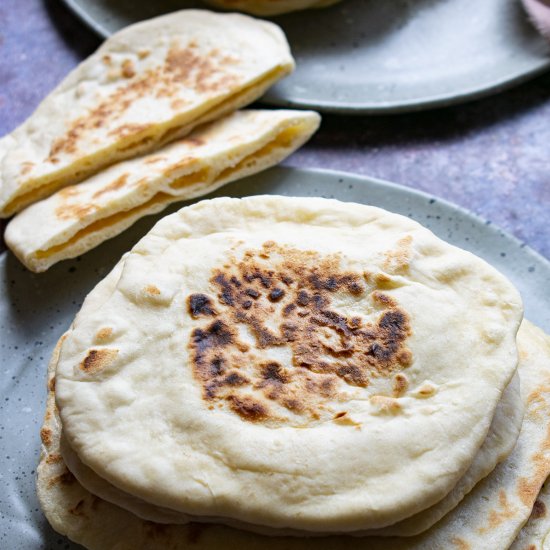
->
<box><xmin>59</xmin><ymin>0</ymin><xmax>550</xmax><ymax>115</ymax></box>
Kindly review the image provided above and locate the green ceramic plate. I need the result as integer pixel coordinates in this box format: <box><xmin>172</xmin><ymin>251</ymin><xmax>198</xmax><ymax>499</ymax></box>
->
<box><xmin>61</xmin><ymin>0</ymin><xmax>550</xmax><ymax>113</ymax></box>
<box><xmin>1</xmin><ymin>167</ymin><xmax>550</xmax><ymax>548</ymax></box>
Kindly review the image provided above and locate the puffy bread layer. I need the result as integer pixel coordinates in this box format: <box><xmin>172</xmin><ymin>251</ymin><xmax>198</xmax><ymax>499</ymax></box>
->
<box><xmin>6</xmin><ymin>110</ymin><xmax>320</xmax><ymax>272</ymax></box>
<box><xmin>0</xmin><ymin>10</ymin><xmax>294</xmax><ymax>217</ymax></box>
<box><xmin>53</xmin><ymin>196</ymin><xmax>522</xmax><ymax>532</ymax></box>
<box><xmin>38</xmin><ymin>321</ymin><xmax>550</xmax><ymax>549</ymax></box>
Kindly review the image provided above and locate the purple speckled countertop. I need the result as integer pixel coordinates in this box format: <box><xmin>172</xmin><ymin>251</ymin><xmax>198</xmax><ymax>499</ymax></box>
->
<box><xmin>1</xmin><ymin>0</ymin><xmax>549</xmax><ymax>260</ymax></box>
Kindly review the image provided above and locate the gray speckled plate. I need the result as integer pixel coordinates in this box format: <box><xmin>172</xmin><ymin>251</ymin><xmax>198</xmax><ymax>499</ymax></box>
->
<box><xmin>60</xmin><ymin>0</ymin><xmax>550</xmax><ymax>113</ymax></box>
<box><xmin>1</xmin><ymin>167</ymin><xmax>549</xmax><ymax>549</ymax></box>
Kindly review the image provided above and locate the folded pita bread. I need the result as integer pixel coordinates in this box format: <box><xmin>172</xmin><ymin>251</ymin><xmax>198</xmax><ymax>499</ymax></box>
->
<box><xmin>202</xmin><ymin>0</ymin><xmax>341</xmax><ymax>16</ymax></box>
<box><xmin>37</xmin><ymin>320</ymin><xmax>550</xmax><ymax>549</ymax></box>
<box><xmin>5</xmin><ymin>110</ymin><xmax>320</xmax><ymax>272</ymax></box>
<box><xmin>52</xmin><ymin>196</ymin><xmax>521</xmax><ymax>532</ymax></box>
<box><xmin>0</xmin><ymin>10</ymin><xmax>294</xmax><ymax>217</ymax></box>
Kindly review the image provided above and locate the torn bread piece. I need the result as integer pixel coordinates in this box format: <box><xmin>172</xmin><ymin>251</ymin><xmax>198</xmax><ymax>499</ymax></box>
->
<box><xmin>38</xmin><ymin>321</ymin><xmax>550</xmax><ymax>549</ymax></box>
<box><xmin>5</xmin><ymin>110</ymin><xmax>320</xmax><ymax>272</ymax></box>
<box><xmin>0</xmin><ymin>10</ymin><xmax>294</xmax><ymax>217</ymax></box>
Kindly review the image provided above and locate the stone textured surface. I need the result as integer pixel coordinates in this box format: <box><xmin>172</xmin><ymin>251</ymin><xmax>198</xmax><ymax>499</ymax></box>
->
<box><xmin>0</xmin><ymin>0</ymin><xmax>549</xmax><ymax>260</ymax></box>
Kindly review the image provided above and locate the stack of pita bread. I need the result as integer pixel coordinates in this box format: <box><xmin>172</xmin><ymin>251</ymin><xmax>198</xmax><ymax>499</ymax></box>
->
<box><xmin>0</xmin><ymin>10</ymin><xmax>320</xmax><ymax>271</ymax></box>
<box><xmin>37</xmin><ymin>196</ymin><xmax>550</xmax><ymax>549</ymax></box>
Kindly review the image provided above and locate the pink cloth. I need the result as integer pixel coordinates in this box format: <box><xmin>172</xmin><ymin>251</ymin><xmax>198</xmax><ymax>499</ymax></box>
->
<box><xmin>522</xmin><ymin>0</ymin><xmax>550</xmax><ymax>39</ymax></box>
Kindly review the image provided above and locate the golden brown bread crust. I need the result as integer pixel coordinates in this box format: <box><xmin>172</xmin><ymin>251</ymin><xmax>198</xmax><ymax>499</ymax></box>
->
<box><xmin>188</xmin><ymin>241</ymin><xmax>412</xmax><ymax>426</ymax></box>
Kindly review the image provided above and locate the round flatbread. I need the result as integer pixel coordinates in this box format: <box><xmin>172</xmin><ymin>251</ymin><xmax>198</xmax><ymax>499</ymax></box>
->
<box><xmin>54</xmin><ymin>196</ymin><xmax>522</xmax><ymax>532</ymax></box>
<box><xmin>38</xmin><ymin>321</ymin><xmax>550</xmax><ymax>550</ymax></box>
<box><xmin>59</xmin><ymin>370</ymin><xmax>524</xmax><ymax>535</ymax></box>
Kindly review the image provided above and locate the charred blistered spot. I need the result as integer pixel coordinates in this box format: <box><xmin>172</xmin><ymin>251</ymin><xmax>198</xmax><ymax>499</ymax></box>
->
<box><xmin>227</xmin><ymin>395</ymin><xmax>268</xmax><ymax>421</ymax></box>
<box><xmin>371</xmin><ymin>291</ymin><xmax>397</xmax><ymax>307</ymax></box>
<box><xmin>192</xmin><ymin>320</ymin><xmax>234</xmax><ymax>355</ymax></box>
<box><xmin>187</xmin><ymin>242</ymin><xmax>413</xmax><ymax>425</ymax></box>
<box><xmin>213</xmin><ymin>273</ymin><xmax>234</xmax><ymax>306</ymax></box>
<box><xmin>297</xmin><ymin>290</ymin><xmax>310</xmax><ymax>306</ymax></box>
<box><xmin>224</xmin><ymin>372</ymin><xmax>248</xmax><ymax>386</ymax></box>
<box><xmin>80</xmin><ymin>348</ymin><xmax>119</xmax><ymax>374</ymax></box>
<box><xmin>283</xmin><ymin>303</ymin><xmax>296</xmax><ymax>317</ymax></box>
<box><xmin>261</xmin><ymin>362</ymin><xmax>289</xmax><ymax>384</ymax></box>
<box><xmin>188</xmin><ymin>294</ymin><xmax>216</xmax><ymax>318</ymax></box>
<box><xmin>269</xmin><ymin>288</ymin><xmax>285</xmax><ymax>302</ymax></box>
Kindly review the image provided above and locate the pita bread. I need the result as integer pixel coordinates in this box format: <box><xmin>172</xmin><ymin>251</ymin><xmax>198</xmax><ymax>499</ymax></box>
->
<box><xmin>38</xmin><ymin>320</ymin><xmax>550</xmax><ymax>549</ymax></box>
<box><xmin>53</xmin><ymin>196</ymin><xmax>522</xmax><ymax>532</ymax></box>
<box><xmin>0</xmin><ymin>10</ymin><xmax>294</xmax><ymax>217</ymax></box>
<box><xmin>5</xmin><ymin>109</ymin><xmax>320</xmax><ymax>272</ymax></box>
<box><xmin>58</xmin><ymin>370</ymin><xmax>524</xmax><ymax>534</ymax></box>
<box><xmin>202</xmin><ymin>0</ymin><xmax>341</xmax><ymax>16</ymax></box>
<box><xmin>510</xmin><ymin>478</ymin><xmax>550</xmax><ymax>550</ymax></box>
<box><xmin>47</xmin><ymin>253</ymin><xmax>525</xmax><ymax>536</ymax></box>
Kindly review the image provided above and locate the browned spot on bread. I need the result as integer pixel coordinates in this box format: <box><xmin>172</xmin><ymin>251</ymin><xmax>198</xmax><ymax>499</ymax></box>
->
<box><xmin>144</xmin><ymin>156</ymin><xmax>165</xmax><ymax>165</ymax></box>
<box><xmin>138</xmin><ymin>50</ymin><xmax>150</xmax><ymax>60</ymax></box>
<box><xmin>55</xmin><ymin>202</ymin><xmax>96</xmax><ymax>221</ymax></box>
<box><xmin>92</xmin><ymin>174</ymin><xmax>129</xmax><ymax>199</ymax></box>
<box><xmin>518</xmin><ymin>424</ymin><xmax>550</xmax><ymax>507</ymax></box>
<box><xmin>481</xmin><ymin>490</ymin><xmax>517</xmax><ymax>532</ymax></box>
<box><xmin>48</xmin><ymin>376</ymin><xmax>56</xmax><ymax>392</ymax></box>
<box><xmin>188</xmin><ymin>294</ymin><xmax>216</xmax><ymax>318</ymax></box>
<box><xmin>371</xmin><ymin>291</ymin><xmax>397</xmax><ymax>307</ymax></box>
<box><xmin>40</xmin><ymin>427</ymin><xmax>53</xmax><ymax>446</ymax></box>
<box><xmin>46</xmin><ymin>453</ymin><xmax>63</xmax><ymax>464</ymax></box>
<box><xmin>95</xmin><ymin>327</ymin><xmax>113</xmax><ymax>341</ymax></box>
<box><xmin>121</xmin><ymin>59</ymin><xmax>135</xmax><ymax>78</ymax></box>
<box><xmin>80</xmin><ymin>348</ymin><xmax>118</xmax><ymax>374</ymax></box>
<box><xmin>531</xmin><ymin>499</ymin><xmax>546</xmax><ymax>519</ymax></box>
<box><xmin>48</xmin><ymin>468</ymin><xmax>75</xmax><ymax>488</ymax></box>
<box><xmin>144</xmin><ymin>285</ymin><xmax>161</xmax><ymax>296</ymax></box>
<box><xmin>188</xmin><ymin>243</ymin><xmax>413</xmax><ymax>425</ymax></box>
<box><xmin>46</xmin><ymin>42</ymin><xmax>240</xmax><ymax>160</ymax></box>
<box><xmin>451</xmin><ymin>538</ymin><xmax>471</xmax><ymax>550</ymax></box>
<box><xmin>21</xmin><ymin>162</ymin><xmax>34</xmax><ymax>175</ymax></box>
<box><xmin>370</xmin><ymin>395</ymin><xmax>402</xmax><ymax>414</ymax></box>
<box><xmin>383</xmin><ymin>235</ymin><xmax>413</xmax><ymax>274</ymax></box>
<box><xmin>227</xmin><ymin>395</ymin><xmax>268</xmax><ymax>421</ymax></box>
<box><xmin>102</xmin><ymin>55</ymin><xmax>111</xmax><ymax>65</ymax></box>
<box><xmin>393</xmin><ymin>373</ymin><xmax>409</xmax><ymax>396</ymax></box>
<box><xmin>69</xmin><ymin>499</ymin><xmax>86</xmax><ymax>517</ymax></box>
<box><xmin>162</xmin><ymin>156</ymin><xmax>197</xmax><ymax>178</ymax></box>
